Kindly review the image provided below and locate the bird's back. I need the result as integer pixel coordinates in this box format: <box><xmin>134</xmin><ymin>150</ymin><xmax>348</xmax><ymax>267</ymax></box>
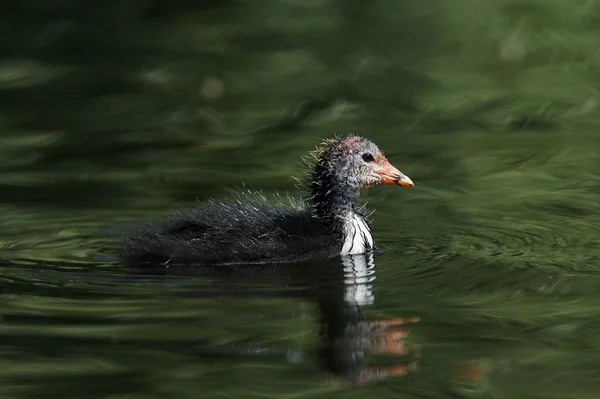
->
<box><xmin>122</xmin><ymin>198</ymin><xmax>343</xmax><ymax>265</ymax></box>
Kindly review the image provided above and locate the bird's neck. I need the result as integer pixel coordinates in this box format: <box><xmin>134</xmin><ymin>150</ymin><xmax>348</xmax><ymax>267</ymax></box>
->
<box><xmin>309</xmin><ymin>172</ymin><xmax>374</xmax><ymax>255</ymax></box>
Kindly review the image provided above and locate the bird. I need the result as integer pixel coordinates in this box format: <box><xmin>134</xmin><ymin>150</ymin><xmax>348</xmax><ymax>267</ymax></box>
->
<box><xmin>121</xmin><ymin>135</ymin><xmax>414</xmax><ymax>266</ymax></box>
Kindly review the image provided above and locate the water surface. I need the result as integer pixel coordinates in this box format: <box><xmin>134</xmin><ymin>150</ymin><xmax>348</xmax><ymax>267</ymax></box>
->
<box><xmin>2</xmin><ymin>1</ymin><xmax>600</xmax><ymax>398</ymax></box>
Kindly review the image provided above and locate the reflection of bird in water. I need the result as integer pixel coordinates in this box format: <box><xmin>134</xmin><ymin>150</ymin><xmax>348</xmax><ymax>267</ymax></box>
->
<box><xmin>318</xmin><ymin>254</ymin><xmax>420</xmax><ymax>385</ymax></box>
<box><xmin>130</xmin><ymin>253</ymin><xmax>420</xmax><ymax>385</ymax></box>
<box><xmin>122</xmin><ymin>135</ymin><xmax>413</xmax><ymax>266</ymax></box>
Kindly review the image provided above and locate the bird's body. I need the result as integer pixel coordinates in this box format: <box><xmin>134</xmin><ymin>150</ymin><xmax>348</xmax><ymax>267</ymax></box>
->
<box><xmin>122</xmin><ymin>135</ymin><xmax>413</xmax><ymax>266</ymax></box>
<box><xmin>123</xmin><ymin>197</ymin><xmax>344</xmax><ymax>265</ymax></box>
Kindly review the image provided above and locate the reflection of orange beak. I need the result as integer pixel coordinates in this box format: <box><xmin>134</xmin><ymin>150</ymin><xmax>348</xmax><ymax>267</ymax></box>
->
<box><xmin>376</xmin><ymin>159</ymin><xmax>414</xmax><ymax>188</ymax></box>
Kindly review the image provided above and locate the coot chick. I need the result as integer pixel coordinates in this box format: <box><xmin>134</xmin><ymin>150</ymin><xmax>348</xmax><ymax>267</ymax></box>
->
<box><xmin>122</xmin><ymin>135</ymin><xmax>413</xmax><ymax>266</ymax></box>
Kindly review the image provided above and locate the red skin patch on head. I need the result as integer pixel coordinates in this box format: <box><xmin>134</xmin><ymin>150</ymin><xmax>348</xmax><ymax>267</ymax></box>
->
<box><xmin>340</xmin><ymin>136</ymin><xmax>370</xmax><ymax>153</ymax></box>
<box><xmin>325</xmin><ymin>136</ymin><xmax>382</xmax><ymax>158</ymax></box>
<box><xmin>343</xmin><ymin>136</ymin><xmax>363</xmax><ymax>147</ymax></box>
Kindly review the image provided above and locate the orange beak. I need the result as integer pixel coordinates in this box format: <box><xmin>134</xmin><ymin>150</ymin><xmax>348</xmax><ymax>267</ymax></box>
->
<box><xmin>376</xmin><ymin>159</ymin><xmax>414</xmax><ymax>188</ymax></box>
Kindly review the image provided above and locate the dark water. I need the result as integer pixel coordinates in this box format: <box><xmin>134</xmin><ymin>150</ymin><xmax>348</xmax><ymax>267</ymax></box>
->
<box><xmin>2</xmin><ymin>1</ymin><xmax>600</xmax><ymax>398</ymax></box>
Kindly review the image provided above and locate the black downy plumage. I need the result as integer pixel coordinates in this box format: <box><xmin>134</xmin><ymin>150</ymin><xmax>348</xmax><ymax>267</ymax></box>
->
<box><xmin>121</xmin><ymin>135</ymin><xmax>413</xmax><ymax>266</ymax></box>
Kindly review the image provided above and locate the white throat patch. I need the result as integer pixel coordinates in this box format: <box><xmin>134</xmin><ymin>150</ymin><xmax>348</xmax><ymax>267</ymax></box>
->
<box><xmin>340</xmin><ymin>213</ymin><xmax>374</xmax><ymax>255</ymax></box>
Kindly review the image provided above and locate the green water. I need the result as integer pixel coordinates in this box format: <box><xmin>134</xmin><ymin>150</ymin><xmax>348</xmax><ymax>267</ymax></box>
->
<box><xmin>2</xmin><ymin>0</ymin><xmax>600</xmax><ymax>398</ymax></box>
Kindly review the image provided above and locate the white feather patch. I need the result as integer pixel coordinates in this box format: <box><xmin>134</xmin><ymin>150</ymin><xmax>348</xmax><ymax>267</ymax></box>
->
<box><xmin>340</xmin><ymin>213</ymin><xmax>374</xmax><ymax>255</ymax></box>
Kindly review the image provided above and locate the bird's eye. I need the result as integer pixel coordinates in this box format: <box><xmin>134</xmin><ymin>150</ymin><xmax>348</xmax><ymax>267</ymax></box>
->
<box><xmin>362</xmin><ymin>153</ymin><xmax>375</xmax><ymax>162</ymax></box>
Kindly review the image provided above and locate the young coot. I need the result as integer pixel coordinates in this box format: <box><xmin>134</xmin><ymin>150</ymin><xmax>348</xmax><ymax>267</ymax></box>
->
<box><xmin>122</xmin><ymin>135</ymin><xmax>413</xmax><ymax>265</ymax></box>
